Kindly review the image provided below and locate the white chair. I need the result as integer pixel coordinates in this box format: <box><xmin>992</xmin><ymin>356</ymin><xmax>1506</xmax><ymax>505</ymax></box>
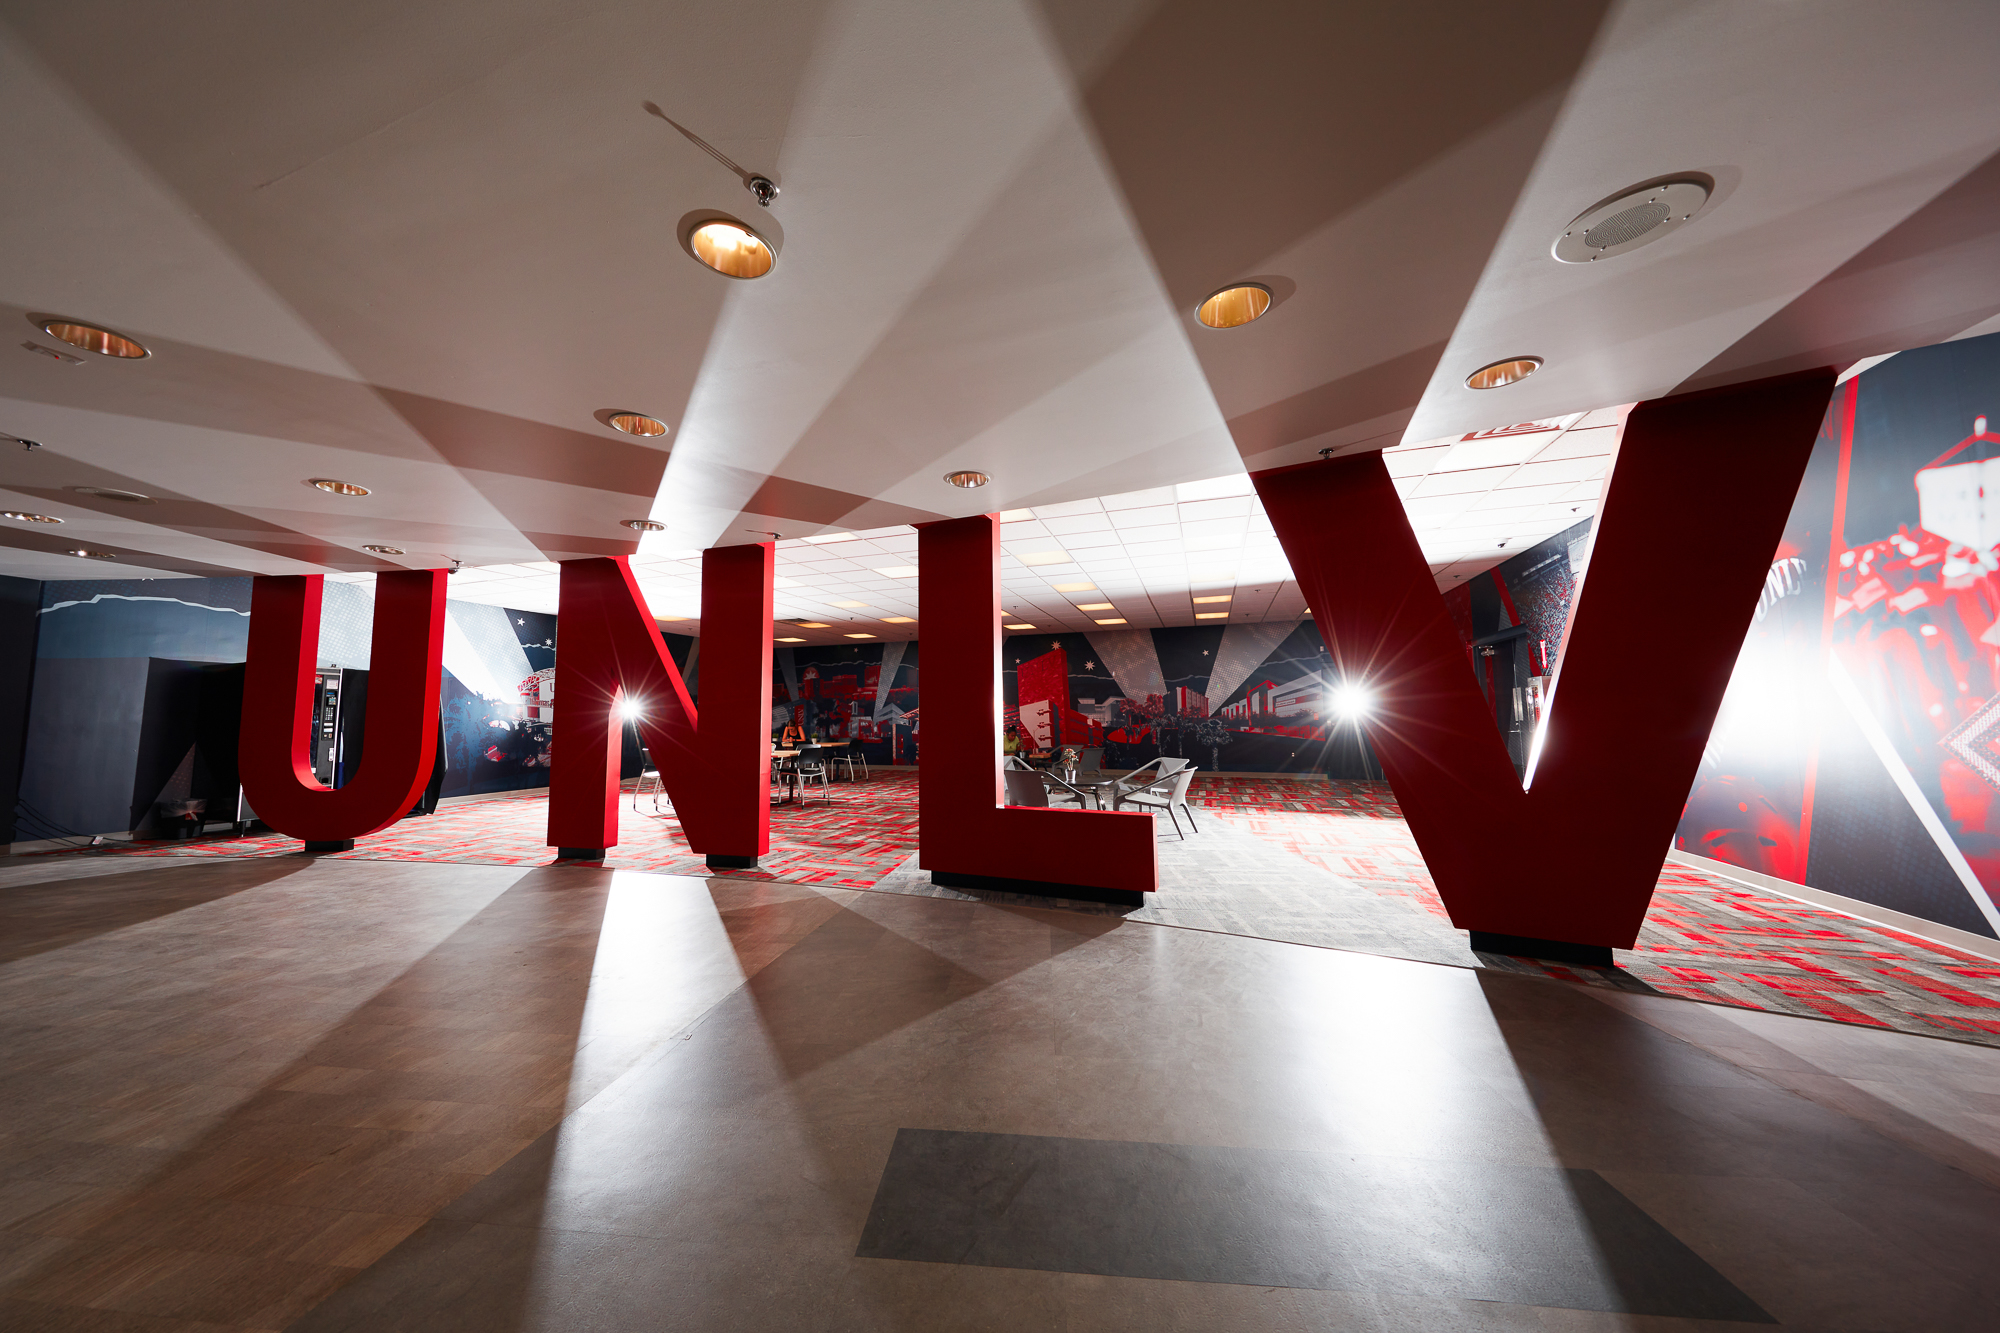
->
<box><xmin>1112</xmin><ymin>764</ymin><xmax>1200</xmax><ymax>838</ymax></box>
<box><xmin>1103</xmin><ymin>756</ymin><xmax>1189</xmax><ymax>807</ymax></box>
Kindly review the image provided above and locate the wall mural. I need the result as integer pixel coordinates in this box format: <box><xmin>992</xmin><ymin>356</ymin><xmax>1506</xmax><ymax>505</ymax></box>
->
<box><xmin>1678</xmin><ymin>331</ymin><xmax>2000</xmax><ymax>939</ymax></box>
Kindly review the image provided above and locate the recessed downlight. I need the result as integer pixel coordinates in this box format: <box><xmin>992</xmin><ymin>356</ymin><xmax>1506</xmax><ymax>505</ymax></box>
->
<box><xmin>1465</xmin><ymin>358</ymin><xmax>1542</xmax><ymax>390</ymax></box>
<box><xmin>1553</xmin><ymin>177</ymin><xmax>1711</xmax><ymax>263</ymax></box>
<box><xmin>623</xmin><ymin>519</ymin><xmax>667</xmax><ymax>532</ymax></box>
<box><xmin>309</xmin><ymin>478</ymin><xmax>371</xmax><ymax>496</ymax></box>
<box><xmin>689</xmin><ymin>220</ymin><xmax>774</xmax><ymax>278</ymax></box>
<box><xmin>943</xmin><ymin>470</ymin><xmax>989</xmax><ymax>489</ymax></box>
<box><xmin>3</xmin><ymin>512</ymin><xmax>62</xmax><ymax>524</ymax></box>
<box><xmin>362</xmin><ymin>545</ymin><xmax>404</xmax><ymax>555</ymax></box>
<box><xmin>38</xmin><ymin>318</ymin><xmax>148</xmax><ymax>358</ymax></box>
<box><xmin>1195</xmin><ymin>283</ymin><xmax>1272</xmax><ymax>329</ymax></box>
<box><xmin>70</xmin><ymin>485</ymin><xmax>155</xmax><ymax>504</ymax></box>
<box><xmin>607</xmin><ymin>412</ymin><xmax>668</xmax><ymax>437</ymax></box>
<box><xmin>67</xmin><ymin>548</ymin><xmax>117</xmax><ymax>560</ymax></box>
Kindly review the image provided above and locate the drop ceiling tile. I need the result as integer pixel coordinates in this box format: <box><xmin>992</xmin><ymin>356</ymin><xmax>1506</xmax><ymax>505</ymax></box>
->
<box><xmin>1101</xmin><ymin>487</ymin><xmax>1177</xmax><ymax>510</ymax></box>
<box><xmin>1040</xmin><ymin>514</ymin><xmax>1115</xmax><ymax>536</ymax></box>
<box><xmin>1474</xmin><ymin>483</ymin><xmax>1575</xmax><ymax>509</ymax></box>
<box><xmin>1534</xmin><ymin>425</ymin><xmax>1620</xmax><ymax>461</ymax></box>
<box><xmin>1381</xmin><ymin>444</ymin><xmax>1452</xmax><ymax>479</ymax></box>
<box><xmin>1511</xmin><ymin>457</ymin><xmax>1609</xmax><ymax>487</ymax></box>
<box><xmin>1176</xmin><ymin>496</ymin><xmax>1253</xmax><ymax>522</ymax></box>
<box><xmin>1108</xmin><ymin>505</ymin><xmax>1179</xmax><ymax>530</ymax></box>
<box><xmin>1123</xmin><ymin>540</ymin><xmax>1183</xmax><ymax>557</ymax></box>
<box><xmin>1412</xmin><ymin>466</ymin><xmax>1517</xmax><ymax>498</ymax></box>
<box><xmin>1032</xmin><ymin>499</ymin><xmax>1106</xmax><ymax>519</ymax></box>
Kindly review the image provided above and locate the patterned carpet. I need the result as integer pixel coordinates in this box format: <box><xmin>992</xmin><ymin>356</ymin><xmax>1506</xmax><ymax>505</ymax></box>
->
<box><xmin>50</xmin><ymin>771</ymin><xmax>2000</xmax><ymax>1046</ymax></box>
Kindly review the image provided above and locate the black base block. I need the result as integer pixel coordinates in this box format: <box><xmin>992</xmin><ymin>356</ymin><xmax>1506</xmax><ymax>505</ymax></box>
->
<box><xmin>303</xmin><ymin>839</ymin><xmax>355</xmax><ymax>854</ymax></box>
<box><xmin>1469</xmin><ymin>931</ymin><xmax>1614</xmax><ymax>967</ymax></box>
<box><xmin>556</xmin><ymin>847</ymin><xmax>606</xmax><ymax>861</ymax></box>
<box><xmin>931</xmin><ymin>870</ymin><xmax>1144</xmax><ymax>908</ymax></box>
<box><xmin>706</xmin><ymin>854</ymin><xmax>759</xmax><ymax>870</ymax></box>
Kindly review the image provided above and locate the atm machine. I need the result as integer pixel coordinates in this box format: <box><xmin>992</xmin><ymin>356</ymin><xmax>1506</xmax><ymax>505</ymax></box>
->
<box><xmin>311</xmin><ymin>668</ymin><xmax>344</xmax><ymax>785</ymax></box>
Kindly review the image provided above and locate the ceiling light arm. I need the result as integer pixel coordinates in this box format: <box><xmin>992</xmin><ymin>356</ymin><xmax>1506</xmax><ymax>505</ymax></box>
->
<box><xmin>644</xmin><ymin>102</ymin><xmax>780</xmax><ymax>207</ymax></box>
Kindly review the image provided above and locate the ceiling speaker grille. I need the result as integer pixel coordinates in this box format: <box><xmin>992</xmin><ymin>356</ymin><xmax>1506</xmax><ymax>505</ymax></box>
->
<box><xmin>1583</xmin><ymin>201</ymin><xmax>1671</xmax><ymax>251</ymax></box>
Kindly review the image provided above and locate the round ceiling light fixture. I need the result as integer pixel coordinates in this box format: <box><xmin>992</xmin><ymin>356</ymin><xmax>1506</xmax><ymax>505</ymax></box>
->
<box><xmin>689</xmin><ymin>220</ymin><xmax>774</xmax><ymax>279</ymax></box>
<box><xmin>1465</xmin><ymin>357</ymin><xmax>1543</xmax><ymax>390</ymax></box>
<box><xmin>309</xmin><ymin>478</ymin><xmax>371</xmax><ymax>496</ymax></box>
<box><xmin>943</xmin><ymin>470</ymin><xmax>990</xmax><ymax>489</ymax></box>
<box><xmin>69</xmin><ymin>485</ymin><xmax>155</xmax><ymax>504</ymax></box>
<box><xmin>362</xmin><ymin>544</ymin><xmax>404</xmax><ymax>555</ymax></box>
<box><xmin>67</xmin><ymin>548</ymin><xmax>117</xmax><ymax>560</ymax></box>
<box><xmin>606</xmin><ymin>412</ymin><xmax>669</xmax><ymax>437</ymax></box>
<box><xmin>3</xmin><ymin>511</ymin><xmax>62</xmax><ymax>524</ymax></box>
<box><xmin>623</xmin><ymin>518</ymin><xmax>667</xmax><ymax>532</ymax></box>
<box><xmin>1195</xmin><ymin>283</ymin><xmax>1272</xmax><ymax>329</ymax></box>
<box><xmin>1553</xmin><ymin>177</ymin><xmax>1712</xmax><ymax>263</ymax></box>
<box><xmin>36</xmin><ymin>317</ymin><xmax>149</xmax><ymax>359</ymax></box>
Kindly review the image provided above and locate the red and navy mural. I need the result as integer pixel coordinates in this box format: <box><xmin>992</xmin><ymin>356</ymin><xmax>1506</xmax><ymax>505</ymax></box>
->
<box><xmin>1678</xmin><ymin>332</ymin><xmax>2000</xmax><ymax>939</ymax></box>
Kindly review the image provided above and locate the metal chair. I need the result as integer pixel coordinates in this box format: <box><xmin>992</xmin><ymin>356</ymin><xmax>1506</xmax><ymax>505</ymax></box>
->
<box><xmin>1113</xmin><ymin>764</ymin><xmax>1200</xmax><ymax>838</ymax></box>
<box><xmin>1003</xmin><ymin>768</ymin><xmax>1097</xmax><ymax>810</ymax></box>
<box><xmin>830</xmin><ymin>746</ymin><xmax>869</xmax><ymax>783</ymax></box>
<box><xmin>631</xmin><ymin>746</ymin><xmax>665</xmax><ymax>812</ymax></box>
<box><xmin>792</xmin><ymin>745</ymin><xmax>833</xmax><ymax>804</ymax></box>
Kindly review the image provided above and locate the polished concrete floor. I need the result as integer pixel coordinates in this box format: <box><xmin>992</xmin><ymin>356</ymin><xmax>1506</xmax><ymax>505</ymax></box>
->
<box><xmin>3</xmin><ymin>855</ymin><xmax>1999</xmax><ymax>1330</ymax></box>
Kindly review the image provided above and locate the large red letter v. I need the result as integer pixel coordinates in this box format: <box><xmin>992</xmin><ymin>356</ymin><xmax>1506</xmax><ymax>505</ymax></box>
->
<box><xmin>546</xmin><ymin>546</ymin><xmax>773</xmax><ymax>866</ymax></box>
<box><xmin>240</xmin><ymin>570</ymin><xmax>448</xmax><ymax>846</ymax></box>
<box><xmin>1252</xmin><ymin>369</ymin><xmax>1834</xmax><ymax>955</ymax></box>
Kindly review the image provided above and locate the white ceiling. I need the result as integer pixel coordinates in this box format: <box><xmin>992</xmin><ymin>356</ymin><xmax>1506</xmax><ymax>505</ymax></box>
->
<box><xmin>3</xmin><ymin>1</ymin><xmax>1997</xmax><ymax>607</ymax></box>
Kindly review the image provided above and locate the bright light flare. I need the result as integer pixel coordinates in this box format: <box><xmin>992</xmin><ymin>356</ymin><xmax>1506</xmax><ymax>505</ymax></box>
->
<box><xmin>1333</xmin><ymin>684</ymin><xmax>1373</xmax><ymax>720</ymax></box>
<box><xmin>618</xmin><ymin>697</ymin><xmax>644</xmax><ymax>722</ymax></box>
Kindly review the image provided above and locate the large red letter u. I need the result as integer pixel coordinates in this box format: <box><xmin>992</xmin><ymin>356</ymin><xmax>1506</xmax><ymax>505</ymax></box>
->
<box><xmin>240</xmin><ymin>570</ymin><xmax>449</xmax><ymax>847</ymax></box>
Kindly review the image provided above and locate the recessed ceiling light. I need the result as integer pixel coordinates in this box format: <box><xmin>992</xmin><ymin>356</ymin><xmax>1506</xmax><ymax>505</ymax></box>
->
<box><xmin>38</xmin><ymin>318</ymin><xmax>148</xmax><ymax>358</ymax></box>
<box><xmin>362</xmin><ymin>545</ymin><xmax>404</xmax><ymax>555</ymax></box>
<box><xmin>829</xmin><ymin>600</ymin><xmax>869</xmax><ymax>608</ymax></box>
<box><xmin>657</xmin><ymin>615</ymin><xmax>688</xmax><ymax>622</ymax></box>
<box><xmin>70</xmin><ymin>486</ymin><xmax>154</xmax><ymax>504</ymax></box>
<box><xmin>606</xmin><ymin>412</ymin><xmax>669</xmax><ymax>437</ymax></box>
<box><xmin>1094</xmin><ymin>617</ymin><xmax>1127</xmax><ymax>625</ymax></box>
<box><xmin>1196</xmin><ymin>612</ymin><xmax>1228</xmax><ymax>620</ymax></box>
<box><xmin>1052</xmin><ymin>581</ymin><xmax>1095</xmax><ymax>592</ymax></box>
<box><xmin>3</xmin><ymin>512</ymin><xmax>62</xmax><ymax>524</ymax></box>
<box><xmin>1076</xmin><ymin>602</ymin><xmax>1114</xmax><ymax>611</ymax></box>
<box><xmin>309</xmin><ymin>478</ymin><xmax>371</xmax><ymax>496</ymax></box>
<box><xmin>845</xmin><ymin>633</ymin><xmax>876</xmax><ymax>639</ymax></box>
<box><xmin>1195</xmin><ymin>283</ymin><xmax>1272</xmax><ymax>329</ymax></box>
<box><xmin>1192</xmin><ymin>594</ymin><xmax>1231</xmax><ymax>604</ymax></box>
<box><xmin>689</xmin><ymin>220</ymin><xmax>774</xmax><ymax>278</ymax></box>
<box><xmin>1553</xmin><ymin>177</ymin><xmax>1711</xmax><ymax>263</ymax></box>
<box><xmin>881</xmin><ymin>616</ymin><xmax>915</xmax><ymax>624</ymax></box>
<box><xmin>875</xmin><ymin>566</ymin><xmax>919</xmax><ymax>578</ymax></box>
<box><xmin>67</xmin><ymin>548</ymin><xmax>116</xmax><ymax>560</ymax></box>
<box><xmin>1005</xmin><ymin>623</ymin><xmax>1035</xmax><ymax>630</ymax></box>
<box><xmin>998</xmin><ymin>508</ymin><xmax>1035</xmax><ymax>522</ymax></box>
<box><xmin>943</xmin><ymin>470</ymin><xmax>990</xmax><ymax>489</ymax></box>
<box><xmin>623</xmin><ymin>519</ymin><xmax>667</xmax><ymax>531</ymax></box>
<box><xmin>802</xmin><ymin>532</ymin><xmax>855</xmax><ymax>544</ymax></box>
<box><xmin>1465</xmin><ymin>358</ymin><xmax>1542</xmax><ymax>390</ymax></box>
<box><xmin>797</xmin><ymin>622</ymin><xmax>832</xmax><ymax>628</ymax></box>
<box><xmin>1018</xmin><ymin>550</ymin><xmax>1071</xmax><ymax>566</ymax></box>
<box><xmin>776</xmin><ymin>636</ymin><xmax>807</xmax><ymax>643</ymax></box>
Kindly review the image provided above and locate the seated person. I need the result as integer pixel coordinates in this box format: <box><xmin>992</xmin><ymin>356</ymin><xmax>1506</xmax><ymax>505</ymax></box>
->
<box><xmin>779</xmin><ymin>721</ymin><xmax>806</xmax><ymax>746</ymax></box>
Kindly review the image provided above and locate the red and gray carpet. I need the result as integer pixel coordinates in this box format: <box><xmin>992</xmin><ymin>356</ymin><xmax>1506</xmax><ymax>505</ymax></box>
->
<box><xmin>65</xmin><ymin>772</ymin><xmax>2000</xmax><ymax>1046</ymax></box>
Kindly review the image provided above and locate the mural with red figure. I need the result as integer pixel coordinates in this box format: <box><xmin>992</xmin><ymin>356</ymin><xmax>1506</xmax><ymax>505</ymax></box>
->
<box><xmin>1677</xmin><ymin>332</ymin><xmax>2000</xmax><ymax>939</ymax></box>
